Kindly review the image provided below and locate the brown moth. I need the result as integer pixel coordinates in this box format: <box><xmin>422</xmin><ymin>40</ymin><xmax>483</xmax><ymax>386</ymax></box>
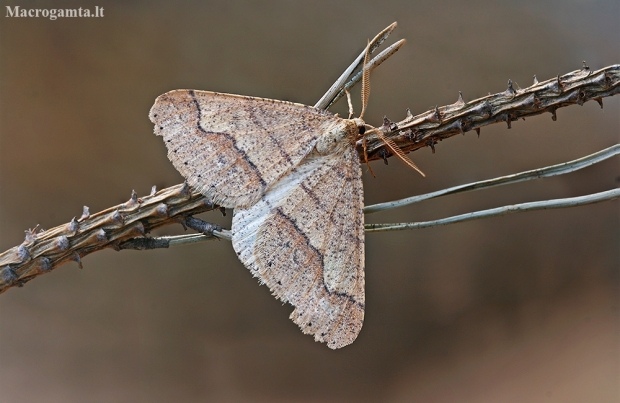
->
<box><xmin>148</xmin><ymin>48</ymin><xmax>421</xmax><ymax>349</ymax></box>
<box><xmin>149</xmin><ymin>91</ymin><xmax>366</xmax><ymax>349</ymax></box>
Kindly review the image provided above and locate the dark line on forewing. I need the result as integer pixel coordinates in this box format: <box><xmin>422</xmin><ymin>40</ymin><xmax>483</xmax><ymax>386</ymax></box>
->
<box><xmin>246</xmin><ymin>104</ymin><xmax>295</xmax><ymax>166</ymax></box>
<box><xmin>274</xmin><ymin>207</ymin><xmax>364</xmax><ymax>309</ymax></box>
<box><xmin>300</xmin><ymin>182</ymin><xmax>324</xmax><ymax>209</ymax></box>
<box><xmin>270</xmin><ymin>134</ymin><xmax>294</xmax><ymax>166</ymax></box>
<box><xmin>189</xmin><ymin>90</ymin><xmax>267</xmax><ymax>188</ymax></box>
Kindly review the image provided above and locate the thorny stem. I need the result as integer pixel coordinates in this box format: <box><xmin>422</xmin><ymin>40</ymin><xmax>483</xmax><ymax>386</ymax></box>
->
<box><xmin>356</xmin><ymin>63</ymin><xmax>620</xmax><ymax>161</ymax></box>
<box><xmin>0</xmin><ymin>184</ymin><xmax>218</xmax><ymax>293</ymax></box>
<box><xmin>0</xmin><ymin>27</ymin><xmax>618</xmax><ymax>294</ymax></box>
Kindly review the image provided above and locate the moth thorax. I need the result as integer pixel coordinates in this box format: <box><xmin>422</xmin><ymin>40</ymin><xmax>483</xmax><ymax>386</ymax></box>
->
<box><xmin>315</xmin><ymin>119</ymin><xmax>362</xmax><ymax>155</ymax></box>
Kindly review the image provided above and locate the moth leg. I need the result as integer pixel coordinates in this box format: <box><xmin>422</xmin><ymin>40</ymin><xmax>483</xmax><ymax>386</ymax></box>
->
<box><xmin>362</xmin><ymin>135</ymin><xmax>376</xmax><ymax>178</ymax></box>
<box><xmin>345</xmin><ymin>88</ymin><xmax>355</xmax><ymax>119</ymax></box>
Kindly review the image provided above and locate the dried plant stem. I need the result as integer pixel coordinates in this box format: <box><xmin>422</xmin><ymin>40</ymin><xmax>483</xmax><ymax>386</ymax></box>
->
<box><xmin>314</xmin><ymin>22</ymin><xmax>399</xmax><ymax>110</ymax></box>
<box><xmin>0</xmin><ymin>184</ymin><xmax>216</xmax><ymax>293</ymax></box>
<box><xmin>358</xmin><ymin>63</ymin><xmax>620</xmax><ymax>162</ymax></box>
<box><xmin>364</xmin><ymin>144</ymin><xmax>620</xmax><ymax>214</ymax></box>
<box><xmin>325</xmin><ymin>39</ymin><xmax>406</xmax><ymax>110</ymax></box>
<box><xmin>365</xmin><ymin>189</ymin><xmax>620</xmax><ymax>232</ymax></box>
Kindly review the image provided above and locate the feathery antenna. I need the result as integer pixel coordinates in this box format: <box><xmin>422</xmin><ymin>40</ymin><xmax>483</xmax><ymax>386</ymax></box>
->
<box><xmin>360</xmin><ymin>40</ymin><xmax>371</xmax><ymax>119</ymax></box>
<box><xmin>370</xmin><ymin>128</ymin><xmax>425</xmax><ymax>177</ymax></box>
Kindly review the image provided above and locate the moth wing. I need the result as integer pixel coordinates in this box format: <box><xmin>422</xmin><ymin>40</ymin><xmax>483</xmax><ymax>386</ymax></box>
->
<box><xmin>149</xmin><ymin>90</ymin><xmax>340</xmax><ymax>208</ymax></box>
<box><xmin>232</xmin><ymin>146</ymin><xmax>365</xmax><ymax>349</ymax></box>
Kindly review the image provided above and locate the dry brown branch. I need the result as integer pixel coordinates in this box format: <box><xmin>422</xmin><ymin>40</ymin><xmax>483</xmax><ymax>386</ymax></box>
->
<box><xmin>357</xmin><ymin>63</ymin><xmax>620</xmax><ymax>161</ymax></box>
<box><xmin>1</xmin><ymin>64</ymin><xmax>618</xmax><ymax>295</ymax></box>
<box><xmin>0</xmin><ymin>184</ymin><xmax>216</xmax><ymax>293</ymax></box>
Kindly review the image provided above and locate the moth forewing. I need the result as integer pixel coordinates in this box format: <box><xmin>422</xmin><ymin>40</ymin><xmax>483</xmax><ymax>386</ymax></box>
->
<box><xmin>149</xmin><ymin>90</ymin><xmax>342</xmax><ymax>208</ymax></box>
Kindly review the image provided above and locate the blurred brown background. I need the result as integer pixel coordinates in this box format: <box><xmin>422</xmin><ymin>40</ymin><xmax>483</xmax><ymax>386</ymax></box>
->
<box><xmin>1</xmin><ymin>1</ymin><xmax>618</xmax><ymax>402</ymax></box>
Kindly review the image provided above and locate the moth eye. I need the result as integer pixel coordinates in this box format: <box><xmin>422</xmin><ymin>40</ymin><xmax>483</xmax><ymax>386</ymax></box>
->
<box><xmin>358</xmin><ymin>126</ymin><xmax>366</xmax><ymax>135</ymax></box>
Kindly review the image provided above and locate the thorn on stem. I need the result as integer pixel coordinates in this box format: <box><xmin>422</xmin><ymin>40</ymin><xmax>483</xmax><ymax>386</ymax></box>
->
<box><xmin>56</xmin><ymin>236</ymin><xmax>70</xmax><ymax>251</ymax></box>
<box><xmin>24</xmin><ymin>226</ymin><xmax>39</xmax><ymax>244</ymax></box>
<box><xmin>380</xmin><ymin>148</ymin><xmax>389</xmax><ymax>165</ymax></box>
<box><xmin>180</xmin><ymin>182</ymin><xmax>190</xmax><ymax>197</ymax></box>
<box><xmin>111</xmin><ymin>210</ymin><xmax>124</xmax><ymax>224</ymax></box>
<box><xmin>73</xmin><ymin>252</ymin><xmax>83</xmax><ymax>270</ymax></box>
<box><xmin>155</xmin><ymin>203</ymin><xmax>169</xmax><ymax>217</ymax></box>
<box><xmin>455</xmin><ymin>91</ymin><xmax>465</xmax><ymax>107</ymax></box>
<box><xmin>17</xmin><ymin>244</ymin><xmax>30</xmax><ymax>261</ymax></box>
<box><xmin>1</xmin><ymin>266</ymin><xmax>18</xmax><ymax>285</ymax></box>
<box><xmin>505</xmin><ymin>79</ymin><xmax>516</xmax><ymax>96</ymax></box>
<box><xmin>40</xmin><ymin>257</ymin><xmax>52</xmax><ymax>272</ymax></box>
<box><xmin>97</xmin><ymin>229</ymin><xmax>108</xmax><ymax>242</ymax></box>
<box><xmin>382</xmin><ymin>116</ymin><xmax>397</xmax><ymax>131</ymax></box>
<box><xmin>68</xmin><ymin>217</ymin><xmax>79</xmax><ymax>234</ymax></box>
<box><xmin>428</xmin><ymin>106</ymin><xmax>441</xmax><ymax>123</ymax></box>
<box><xmin>594</xmin><ymin>97</ymin><xmax>603</xmax><ymax>108</ymax></box>
<box><xmin>428</xmin><ymin>140</ymin><xmax>436</xmax><ymax>154</ymax></box>
<box><xmin>127</xmin><ymin>189</ymin><xmax>139</xmax><ymax>206</ymax></box>
<box><xmin>80</xmin><ymin>206</ymin><xmax>90</xmax><ymax>221</ymax></box>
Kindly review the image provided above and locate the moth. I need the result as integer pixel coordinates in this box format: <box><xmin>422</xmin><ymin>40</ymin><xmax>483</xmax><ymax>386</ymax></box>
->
<box><xmin>149</xmin><ymin>51</ymin><xmax>422</xmax><ymax>349</ymax></box>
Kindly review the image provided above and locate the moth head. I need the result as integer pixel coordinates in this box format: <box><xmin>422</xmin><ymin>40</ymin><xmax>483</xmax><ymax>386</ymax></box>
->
<box><xmin>352</xmin><ymin>118</ymin><xmax>366</xmax><ymax>137</ymax></box>
<box><xmin>348</xmin><ymin>40</ymin><xmax>425</xmax><ymax>177</ymax></box>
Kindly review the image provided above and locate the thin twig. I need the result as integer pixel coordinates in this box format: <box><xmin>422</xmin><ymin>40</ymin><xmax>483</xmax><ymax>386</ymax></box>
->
<box><xmin>365</xmin><ymin>188</ymin><xmax>620</xmax><ymax>232</ymax></box>
<box><xmin>166</xmin><ymin>231</ymin><xmax>231</xmax><ymax>245</ymax></box>
<box><xmin>325</xmin><ymin>39</ymin><xmax>406</xmax><ymax>110</ymax></box>
<box><xmin>364</xmin><ymin>144</ymin><xmax>620</xmax><ymax>214</ymax></box>
<box><xmin>314</xmin><ymin>22</ymin><xmax>398</xmax><ymax>110</ymax></box>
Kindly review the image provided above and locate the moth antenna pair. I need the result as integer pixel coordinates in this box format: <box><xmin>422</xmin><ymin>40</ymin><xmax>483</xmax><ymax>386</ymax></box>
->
<box><xmin>345</xmin><ymin>87</ymin><xmax>376</xmax><ymax>176</ymax></box>
<box><xmin>355</xmin><ymin>40</ymin><xmax>425</xmax><ymax>177</ymax></box>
